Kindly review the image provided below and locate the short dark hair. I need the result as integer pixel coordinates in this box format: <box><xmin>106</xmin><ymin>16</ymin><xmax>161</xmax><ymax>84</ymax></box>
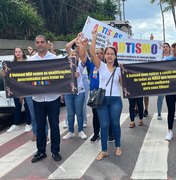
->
<box><xmin>35</xmin><ymin>35</ymin><xmax>48</xmax><ymax>42</ymax></box>
<box><xmin>171</xmin><ymin>42</ymin><xmax>176</xmax><ymax>48</ymax></box>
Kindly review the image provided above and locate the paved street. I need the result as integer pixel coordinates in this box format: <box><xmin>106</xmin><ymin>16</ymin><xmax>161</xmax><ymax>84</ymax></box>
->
<box><xmin>0</xmin><ymin>96</ymin><xmax>176</xmax><ymax>180</ymax></box>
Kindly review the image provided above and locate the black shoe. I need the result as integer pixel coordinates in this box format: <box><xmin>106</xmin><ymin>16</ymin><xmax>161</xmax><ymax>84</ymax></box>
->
<box><xmin>31</xmin><ymin>153</ymin><xmax>47</xmax><ymax>163</ymax></box>
<box><xmin>90</xmin><ymin>134</ymin><xmax>100</xmax><ymax>142</ymax></box>
<box><xmin>52</xmin><ymin>153</ymin><xmax>62</xmax><ymax>161</ymax></box>
<box><xmin>108</xmin><ymin>135</ymin><xmax>115</xmax><ymax>143</ymax></box>
<box><xmin>144</xmin><ymin>110</ymin><xmax>148</xmax><ymax>117</ymax></box>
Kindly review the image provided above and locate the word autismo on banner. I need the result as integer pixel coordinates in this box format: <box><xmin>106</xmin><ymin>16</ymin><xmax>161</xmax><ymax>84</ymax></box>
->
<box><xmin>110</xmin><ymin>38</ymin><xmax>163</xmax><ymax>63</ymax></box>
<box><xmin>82</xmin><ymin>16</ymin><xmax>163</xmax><ymax>63</ymax></box>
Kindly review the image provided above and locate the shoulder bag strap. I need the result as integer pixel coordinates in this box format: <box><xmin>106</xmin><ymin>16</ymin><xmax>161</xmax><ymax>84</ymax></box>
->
<box><xmin>105</xmin><ymin>67</ymin><xmax>116</xmax><ymax>87</ymax></box>
<box><xmin>110</xmin><ymin>68</ymin><xmax>116</xmax><ymax>96</ymax></box>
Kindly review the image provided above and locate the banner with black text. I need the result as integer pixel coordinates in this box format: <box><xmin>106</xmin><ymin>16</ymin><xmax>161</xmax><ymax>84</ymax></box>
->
<box><xmin>2</xmin><ymin>56</ymin><xmax>77</xmax><ymax>98</ymax></box>
<box><xmin>121</xmin><ymin>59</ymin><xmax>176</xmax><ymax>98</ymax></box>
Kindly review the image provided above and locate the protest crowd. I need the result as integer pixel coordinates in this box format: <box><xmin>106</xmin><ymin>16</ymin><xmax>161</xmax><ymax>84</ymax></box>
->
<box><xmin>1</xmin><ymin>17</ymin><xmax>176</xmax><ymax>163</ymax></box>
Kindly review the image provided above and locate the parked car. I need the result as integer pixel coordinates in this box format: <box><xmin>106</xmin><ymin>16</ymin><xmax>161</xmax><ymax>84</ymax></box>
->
<box><xmin>56</xmin><ymin>48</ymin><xmax>67</xmax><ymax>58</ymax></box>
<box><xmin>0</xmin><ymin>54</ymin><xmax>66</xmax><ymax>112</ymax></box>
<box><xmin>0</xmin><ymin>59</ymin><xmax>15</xmax><ymax>130</ymax></box>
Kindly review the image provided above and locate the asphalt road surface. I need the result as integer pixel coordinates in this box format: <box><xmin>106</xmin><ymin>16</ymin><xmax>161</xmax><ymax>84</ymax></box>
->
<box><xmin>0</xmin><ymin>96</ymin><xmax>176</xmax><ymax>180</ymax></box>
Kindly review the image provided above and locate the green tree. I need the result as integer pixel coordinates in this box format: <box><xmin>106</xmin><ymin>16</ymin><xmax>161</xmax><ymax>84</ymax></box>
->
<box><xmin>151</xmin><ymin>0</ymin><xmax>176</xmax><ymax>39</ymax></box>
<box><xmin>162</xmin><ymin>0</ymin><xmax>176</xmax><ymax>29</ymax></box>
<box><xmin>0</xmin><ymin>0</ymin><xmax>44</xmax><ymax>39</ymax></box>
<box><xmin>28</xmin><ymin>0</ymin><xmax>117</xmax><ymax>35</ymax></box>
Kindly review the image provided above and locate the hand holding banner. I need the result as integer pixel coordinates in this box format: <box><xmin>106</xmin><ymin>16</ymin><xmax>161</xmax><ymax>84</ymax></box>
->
<box><xmin>82</xmin><ymin>16</ymin><xmax>130</xmax><ymax>48</ymax></box>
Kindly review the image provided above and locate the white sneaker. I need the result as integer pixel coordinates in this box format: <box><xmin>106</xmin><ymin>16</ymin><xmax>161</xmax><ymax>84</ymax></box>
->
<box><xmin>7</xmin><ymin>125</ymin><xmax>20</xmax><ymax>133</ymax></box>
<box><xmin>63</xmin><ymin>124</ymin><xmax>68</xmax><ymax>129</ymax></box>
<box><xmin>165</xmin><ymin>131</ymin><xmax>173</xmax><ymax>141</ymax></box>
<box><xmin>63</xmin><ymin>132</ymin><xmax>75</xmax><ymax>140</ymax></box>
<box><xmin>78</xmin><ymin>131</ymin><xmax>87</xmax><ymax>139</ymax></box>
<box><xmin>24</xmin><ymin>124</ymin><xmax>32</xmax><ymax>133</ymax></box>
<box><xmin>157</xmin><ymin>115</ymin><xmax>162</xmax><ymax>120</ymax></box>
<box><xmin>83</xmin><ymin>123</ymin><xmax>87</xmax><ymax>128</ymax></box>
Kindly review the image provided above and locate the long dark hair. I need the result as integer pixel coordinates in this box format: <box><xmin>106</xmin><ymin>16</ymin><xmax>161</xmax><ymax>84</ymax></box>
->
<box><xmin>13</xmin><ymin>46</ymin><xmax>27</xmax><ymax>62</ymax></box>
<box><xmin>104</xmin><ymin>46</ymin><xmax>119</xmax><ymax>67</ymax></box>
<box><xmin>162</xmin><ymin>42</ymin><xmax>171</xmax><ymax>56</ymax></box>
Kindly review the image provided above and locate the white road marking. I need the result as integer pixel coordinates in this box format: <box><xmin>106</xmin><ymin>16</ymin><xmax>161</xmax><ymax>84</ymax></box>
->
<box><xmin>0</xmin><ymin>121</ymin><xmax>72</xmax><ymax>178</ymax></box>
<box><xmin>0</xmin><ymin>118</ymin><xmax>77</xmax><ymax>146</ymax></box>
<box><xmin>131</xmin><ymin>113</ymin><xmax>168</xmax><ymax>180</ymax></box>
<box><xmin>0</xmin><ymin>125</ymin><xmax>26</xmax><ymax>146</ymax></box>
<box><xmin>48</xmin><ymin>113</ymin><xmax>129</xmax><ymax>179</ymax></box>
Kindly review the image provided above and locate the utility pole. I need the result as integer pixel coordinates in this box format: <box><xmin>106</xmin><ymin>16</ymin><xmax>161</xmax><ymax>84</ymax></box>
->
<box><xmin>122</xmin><ymin>0</ymin><xmax>127</xmax><ymax>21</ymax></box>
<box><xmin>117</xmin><ymin>0</ymin><xmax>122</xmax><ymax>21</ymax></box>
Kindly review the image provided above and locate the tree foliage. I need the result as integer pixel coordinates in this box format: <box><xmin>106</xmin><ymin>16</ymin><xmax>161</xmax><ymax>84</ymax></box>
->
<box><xmin>150</xmin><ymin>0</ymin><xmax>166</xmax><ymax>41</ymax></box>
<box><xmin>28</xmin><ymin>0</ymin><xmax>117</xmax><ymax>35</ymax></box>
<box><xmin>0</xmin><ymin>0</ymin><xmax>118</xmax><ymax>39</ymax></box>
<box><xmin>150</xmin><ymin>0</ymin><xmax>176</xmax><ymax>30</ymax></box>
<box><xmin>162</xmin><ymin>0</ymin><xmax>176</xmax><ymax>29</ymax></box>
<box><xmin>0</xmin><ymin>0</ymin><xmax>44</xmax><ymax>39</ymax></box>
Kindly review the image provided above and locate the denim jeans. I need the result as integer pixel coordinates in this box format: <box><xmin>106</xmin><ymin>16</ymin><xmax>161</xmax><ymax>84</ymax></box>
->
<box><xmin>64</xmin><ymin>92</ymin><xmax>85</xmax><ymax>133</ymax></box>
<box><xmin>97</xmin><ymin>96</ymin><xmax>123</xmax><ymax>151</ymax></box>
<box><xmin>14</xmin><ymin>98</ymin><xmax>31</xmax><ymax>125</ymax></box>
<box><xmin>83</xmin><ymin>77</ymin><xmax>89</xmax><ymax>124</ymax></box>
<box><xmin>157</xmin><ymin>95</ymin><xmax>164</xmax><ymax>115</ymax></box>
<box><xmin>25</xmin><ymin>97</ymin><xmax>48</xmax><ymax>136</ymax></box>
<box><xmin>64</xmin><ymin>78</ymin><xmax>88</xmax><ymax>125</ymax></box>
<box><xmin>33</xmin><ymin>97</ymin><xmax>60</xmax><ymax>155</ymax></box>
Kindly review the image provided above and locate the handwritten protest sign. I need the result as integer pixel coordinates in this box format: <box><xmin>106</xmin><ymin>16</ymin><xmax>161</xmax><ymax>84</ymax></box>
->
<box><xmin>82</xmin><ymin>16</ymin><xmax>130</xmax><ymax>48</ymax></box>
<box><xmin>82</xmin><ymin>16</ymin><xmax>163</xmax><ymax>63</ymax></box>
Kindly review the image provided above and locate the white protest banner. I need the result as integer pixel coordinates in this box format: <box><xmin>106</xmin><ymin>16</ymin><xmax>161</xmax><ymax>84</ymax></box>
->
<box><xmin>82</xmin><ymin>16</ymin><xmax>131</xmax><ymax>48</ymax></box>
<box><xmin>108</xmin><ymin>38</ymin><xmax>163</xmax><ymax>63</ymax></box>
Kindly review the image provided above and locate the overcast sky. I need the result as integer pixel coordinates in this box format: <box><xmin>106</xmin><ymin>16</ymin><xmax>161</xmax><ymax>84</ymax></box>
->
<box><xmin>124</xmin><ymin>0</ymin><xmax>175</xmax><ymax>44</ymax></box>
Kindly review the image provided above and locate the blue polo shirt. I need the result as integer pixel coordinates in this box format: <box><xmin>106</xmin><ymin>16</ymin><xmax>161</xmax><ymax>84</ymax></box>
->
<box><xmin>85</xmin><ymin>57</ymin><xmax>99</xmax><ymax>91</ymax></box>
